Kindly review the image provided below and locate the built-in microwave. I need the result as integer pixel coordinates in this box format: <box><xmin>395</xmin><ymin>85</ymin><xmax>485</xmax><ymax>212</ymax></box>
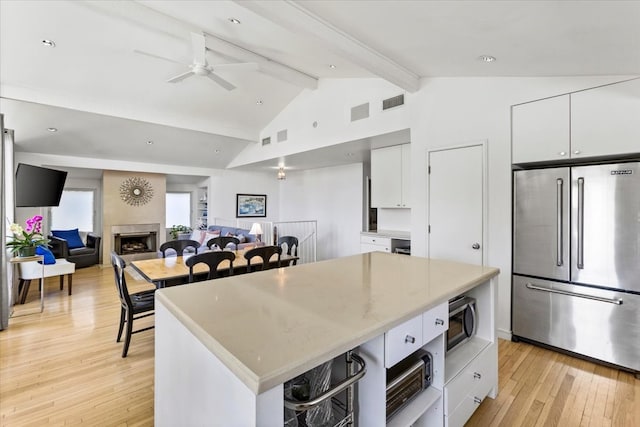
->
<box><xmin>447</xmin><ymin>296</ymin><xmax>477</xmax><ymax>353</ymax></box>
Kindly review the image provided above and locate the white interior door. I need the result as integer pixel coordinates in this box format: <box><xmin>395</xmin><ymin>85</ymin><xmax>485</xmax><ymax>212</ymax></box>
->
<box><xmin>428</xmin><ymin>143</ymin><xmax>486</xmax><ymax>265</ymax></box>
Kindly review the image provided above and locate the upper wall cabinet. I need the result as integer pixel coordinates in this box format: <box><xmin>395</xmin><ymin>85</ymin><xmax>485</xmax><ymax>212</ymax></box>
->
<box><xmin>571</xmin><ymin>78</ymin><xmax>640</xmax><ymax>158</ymax></box>
<box><xmin>512</xmin><ymin>95</ymin><xmax>570</xmax><ymax>164</ymax></box>
<box><xmin>371</xmin><ymin>143</ymin><xmax>411</xmax><ymax>208</ymax></box>
<box><xmin>512</xmin><ymin>78</ymin><xmax>640</xmax><ymax>164</ymax></box>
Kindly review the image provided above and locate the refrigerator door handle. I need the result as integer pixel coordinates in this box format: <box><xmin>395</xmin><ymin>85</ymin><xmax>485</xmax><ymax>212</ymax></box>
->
<box><xmin>525</xmin><ymin>282</ymin><xmax>623</xmax><ymax>305</ymax></box>
<box><xmin>556</xmin><ymin>178</ymin><xmax>563</xmax><ymax>267</ymax></box>
<box><xmin>577</xmin><ymin>177</ymin><xmax>585</xmax><ymax>269</ymax></box>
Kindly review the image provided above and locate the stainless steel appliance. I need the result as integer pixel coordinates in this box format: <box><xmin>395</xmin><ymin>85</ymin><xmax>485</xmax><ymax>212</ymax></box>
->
<box><xmin>447</xmin><ymin>296</ymin><xmax>477</xmax><ymax>353</ymax></box>
<box><xmin>386</xmin><ymin>350</ymin><xmax>432</xmax><ymax>420</ymax></box>
<box><xmin>513</xmin><ymin>162</ymin><xmax>640</xmax><ymax>374</ymax></box>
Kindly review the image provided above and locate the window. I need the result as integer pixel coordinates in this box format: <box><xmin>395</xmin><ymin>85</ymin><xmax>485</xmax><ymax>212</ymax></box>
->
<box><xmin>51</xmin><ymin>190</ymin><xmax>94</xmax><ymax>232</ymax></box>
<box><xmin>166</xmin><ymin>192</ymin><xmax>191</xmax><ymax>227</ymax></box>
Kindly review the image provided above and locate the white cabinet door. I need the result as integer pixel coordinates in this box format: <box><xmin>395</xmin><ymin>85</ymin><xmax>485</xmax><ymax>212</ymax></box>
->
<box><xmin>571</xmin><ymin>78</ymin><xmax>640</xmax><ymax>158</ymax></box>
<box><xmin>512</xmin><ymin>95</ymin><xmax>570</xmax><ymax>164</ymax></box>
<box><xmin>371</xmin><ymin>145</ymin><xmax>402</xmax><ymax>208</ymax></box>
<box><xmin>428</xmin><ymin>144</ymin><xmax>485</xmax><ymax>266</ymax></box>
<box><xmin>401</xmin><ymin>144</ymin><xmax>411</xmax><ymax>208</ymax></box>
<box><xmin>371</xmin><ymin>144</ymin><xmax>410</xmax><ymax>208</ymax></box>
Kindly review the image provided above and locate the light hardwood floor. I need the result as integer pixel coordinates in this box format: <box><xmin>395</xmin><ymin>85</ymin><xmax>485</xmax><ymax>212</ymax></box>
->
<box><xmin>1</xmin><ymin>266</ymin><xmax>638</xmax><ymax>426</ymax></box>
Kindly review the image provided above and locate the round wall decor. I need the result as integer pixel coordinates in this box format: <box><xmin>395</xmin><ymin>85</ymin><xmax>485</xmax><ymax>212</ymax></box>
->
<box><xmin>120</xmin><ymin>176</ymin><xmax>154</xmax><ymax>206</ymax></box>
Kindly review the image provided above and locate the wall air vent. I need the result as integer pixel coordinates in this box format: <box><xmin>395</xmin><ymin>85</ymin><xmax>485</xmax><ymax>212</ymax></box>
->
<box><xmin>277</xmin><ymin>129</ymin><xmax>288</xmax><ymax>142</ymax></box>
<box><xmin>350</xmin><ymin>102</ymin><xmax>370</xmax><ymax>122</ymax></box>
<box><xmin>262</xmin><ymin>137</ymin><xmax>271</xmax><ymax>146</ymax></box>
<box><xmin>382</xmin><ymin>94</ymin><xmax>405</xmax><ymax>110</ymax></box>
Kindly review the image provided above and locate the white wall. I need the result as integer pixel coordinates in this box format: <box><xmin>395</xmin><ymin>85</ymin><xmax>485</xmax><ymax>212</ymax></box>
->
<box><xmin>229</xmin><ymin>79</ymin><xmax>411</xmax><ymax>168</ymax></box>
<box><xmin>208</xmin><ymin>169</ymin><xmax>281</xmax><ymax>224</ymax></box>
<box><xmin>408</xmin><ymin>76</ymin><xmax>637</xmax><ymax>338</ymax></box>
<box><xmin>279</xmin><ymin>163</ymin><xmax>363</xmax><ymax>260</ymax></box>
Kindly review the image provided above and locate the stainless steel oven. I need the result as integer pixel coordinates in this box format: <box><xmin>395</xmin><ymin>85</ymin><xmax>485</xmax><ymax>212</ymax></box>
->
<box><xmin>447</xmin><ymin>296</ymin><xmax>476</xmax><ymax>353</ymax></box>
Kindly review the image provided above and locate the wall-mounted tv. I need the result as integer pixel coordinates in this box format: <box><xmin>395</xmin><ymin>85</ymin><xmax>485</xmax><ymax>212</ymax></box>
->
<box><xmin>15</xmin><ymin>163</ymin><xmax>68</xmax><ymax>207</ymax></box>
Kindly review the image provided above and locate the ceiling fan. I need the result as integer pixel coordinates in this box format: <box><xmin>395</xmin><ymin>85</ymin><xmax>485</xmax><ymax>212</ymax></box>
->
<box><xmin>134</xmin><ymin>32</ymin><xmax>257</xmax><ymax>91</ymax></box>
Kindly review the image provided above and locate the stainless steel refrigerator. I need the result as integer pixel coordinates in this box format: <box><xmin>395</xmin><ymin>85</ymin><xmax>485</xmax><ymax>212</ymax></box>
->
<box><xmin>512</xmin><ymin>161</ymin><xmax>640</xmax><ymax>374</ymax></box>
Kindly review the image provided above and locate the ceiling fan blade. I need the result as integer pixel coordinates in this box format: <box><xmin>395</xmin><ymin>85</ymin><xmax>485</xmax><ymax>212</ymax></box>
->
<box><xmin>191</xmin><ymin>32</ymin><xmax>207</xmax><ymax>65</ymax></box>
<box><xmin>206</xmin><ymin>72</ymin><xmax>236</xmax><ymax>91</ymax></box>
<box><xmin>213</xmin><ymin>62</ymin><xmax>259</xmax><ymax>71</ymax></box>
<box><xmin>167</xmin><ymin>70</ymin><xmax>195</xmax><ymax>83</ymax></box>
<box><xmin>134</xmin><ymin>49</ymin><xmax>184</xmax><ymax>65</ymax></box>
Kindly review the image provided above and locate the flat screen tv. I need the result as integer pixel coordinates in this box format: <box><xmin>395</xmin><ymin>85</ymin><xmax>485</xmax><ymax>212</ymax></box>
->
<box><xmin>15</xmin><ymin>163</ymin><xmax>68</xmax><ymax>207</ymax></box>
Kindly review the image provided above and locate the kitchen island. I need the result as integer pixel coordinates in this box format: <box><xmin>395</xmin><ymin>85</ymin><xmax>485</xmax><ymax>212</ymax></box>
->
<box><xmin>155</xmin><ymin>252</ymin><xmax>499</xmax><ymax>426</ymax></box>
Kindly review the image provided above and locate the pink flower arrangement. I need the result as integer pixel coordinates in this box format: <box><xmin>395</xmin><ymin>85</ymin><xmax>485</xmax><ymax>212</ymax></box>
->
<box><xmin>7</xmin><ymin>215</ymin><xmax>49</xmax><ymax>255</ymax></box>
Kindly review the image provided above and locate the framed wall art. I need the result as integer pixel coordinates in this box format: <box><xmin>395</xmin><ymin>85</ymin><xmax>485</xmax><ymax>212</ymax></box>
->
<box><xmin>236</xmin><ymin>194</ymin><xmax>267</xmax><ymax>218</ymax></box>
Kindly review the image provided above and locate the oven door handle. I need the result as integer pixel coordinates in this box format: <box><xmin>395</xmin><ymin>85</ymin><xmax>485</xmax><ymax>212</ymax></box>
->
<box><xmin>525</xmin><ymin>283</ymin><xmax>623</xmax><ymax>305</ymax></box>
<box><xmin>465</xmin><ymin>303</ymin><xmax>477</xmax><ymax>337</ymax></box>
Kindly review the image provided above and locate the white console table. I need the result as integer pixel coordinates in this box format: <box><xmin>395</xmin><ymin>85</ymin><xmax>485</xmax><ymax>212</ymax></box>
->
<box><xmin>155</xmin><ymin>252</ymin><xmax>499</xmax><ymax>426</ymax></box>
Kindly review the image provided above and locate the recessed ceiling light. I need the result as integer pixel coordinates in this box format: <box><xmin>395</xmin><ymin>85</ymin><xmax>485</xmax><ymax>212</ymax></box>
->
<box><xmin>146</xmin><ymin>140</ymin><xmax>153</xmax><ymax>145</ymax></box>
<box><xmin>47</xmin><ymin>127</ymin><xmax>58</xmax><ymax>132</ymax></box>
<box><xmin>41</xmin><ymin>39</ymin><xmax>56</xmax><ymax>47</ymax></box>
<box><xmin>478</xmin><ymin>55</ymin><xmax>496</xmax><ymax>63</ymax></box>
<box><xmin>229</xmin><ymin>18</ymin><xmax>241</xmax><ymax>24</ymax></box>
<box><xmin>256</xmin><ymin>100</ymin><xmax>263</xmax><ymax>105</ymax></box>
<box><xmin>329</xmin><ymin>64</ymin><xmax>337</xmax><ymax>69</ymax></box>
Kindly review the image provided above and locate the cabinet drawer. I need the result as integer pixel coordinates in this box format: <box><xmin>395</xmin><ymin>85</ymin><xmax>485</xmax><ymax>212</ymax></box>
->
<box><xmin>445</xmin><ymin>344</ymin><xmax>496</xmax><ymax>416</ymax></box>
<box><xmin>385</xmin><ymin>315</ymin><xmax>422</xmax><ymax>368</ymax></box>
<box><xmin>360</xmin><ymin>235</ymin><xmax>391</xmax><ymax>246</ymax></box>
<box><xmin>445</xmin><ymin>394</ymin><xmax>479</xmax><ymax>427</ymax></box>
<box><xmin>422</xmin><ymin>302</ymin><xmax>448</xmax><ymax>344</ymax></box>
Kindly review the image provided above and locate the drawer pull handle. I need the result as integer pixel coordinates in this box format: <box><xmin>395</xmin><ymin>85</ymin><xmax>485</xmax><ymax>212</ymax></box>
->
<box><xmin>474</xmin><ymin>396</ymin><xmax>482</xmax><ymax>404</ymax></box>
<box><xmin>405</xmin><ymin>335</ymin><xmax>415</xmax><ymax>344</ymax></box>
<box><xmin>435</xmin><ymin>318</ymin><xmax>444</xmax><ymax>326</ymax></box>
<box><xmin>473</xmin><ymin>372</ymin><xmax>481</xmax><ymax>379</ymax></box>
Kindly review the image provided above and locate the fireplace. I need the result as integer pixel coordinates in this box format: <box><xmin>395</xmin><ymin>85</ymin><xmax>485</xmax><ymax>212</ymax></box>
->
<box><xmin>112</xmin><ymin>223</ymin><xmax>160</xmax><ymax>261</ymax></box>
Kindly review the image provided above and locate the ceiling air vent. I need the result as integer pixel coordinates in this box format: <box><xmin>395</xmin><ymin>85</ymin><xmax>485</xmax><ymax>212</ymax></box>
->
<box><xmin>382</xmin><ymin>94</ymin><xmax>404</xmax><ymax>110</ymax></box>
<box><xmin>350</xmin><ymin>102</ymin><xmax>370</xmax><ymax>122</ymax></box>
<box><xmin>277</xmin><ymin>129</ymin><xmax>288</xmax><ymax>142</ymax></box>
<box><xmin>262</xmin><ymin>136</ymin><xmax>271</xmax><ymax>146</ymax></box>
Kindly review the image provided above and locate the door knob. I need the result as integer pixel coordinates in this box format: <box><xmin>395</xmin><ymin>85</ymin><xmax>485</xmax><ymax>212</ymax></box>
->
<box><xmin>472</xmin><ymin>243</ymin><xmax>480</xmax><ymax>250</ymax></box>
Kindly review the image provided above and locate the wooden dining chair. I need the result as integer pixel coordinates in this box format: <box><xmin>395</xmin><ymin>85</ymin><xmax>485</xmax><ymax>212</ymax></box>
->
<box><xmin>206</xmin><ymin>236</ymin><xmax>240</xmax><ymax>251</ymax></box>
<box><xmin>110</xmin><ymin>251</ymin><xmax>155</xmax><ymax>358</ymax></box>
<box><xmin>277</xmin><ymin>235</ymin><xmax>299</xmax><ymax>266</ymax></box>
<box><xmin>159</xmin><ymin>239</ymin><xmax>200</xmax><ymax>258</ymax></box>
<box><xmin>185</xmin><ymin>251</ymin><xmax>236</xmax><ymax>283</ymax></box>
<box><xmin>244</xmin><ymin>245</ymin><xmax>282</xmax><ymax>272</ymax></box>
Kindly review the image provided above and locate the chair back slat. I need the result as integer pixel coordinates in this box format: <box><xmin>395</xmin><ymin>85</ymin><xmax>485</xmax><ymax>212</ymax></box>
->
<box><xmin>244</xmin><ymin>245</ymin><xmax>282</xmax><ymax>272</ymax></box>
<box><xmin>277</xmin><ymin>236</ymin><xmax>299</xmax><ymax>266</ymax></box>
<box><xmin>159</xmin><ymin>239</ymin><xmax>200</xmax><ymax>258</ymax></box>
<box><xmin>185</xmin><ymin>251</ymin><xmax>236</xmax><ymax>282</ymax></box>
<box><xmin>206</xmin><ymin>236</ymin><xmax>240</xmax><ymax>251</ymax></box>
<box><xmin>110</xmin><ymin>251</ymin><xmax>132</xmax><ymax>307</ymax></box>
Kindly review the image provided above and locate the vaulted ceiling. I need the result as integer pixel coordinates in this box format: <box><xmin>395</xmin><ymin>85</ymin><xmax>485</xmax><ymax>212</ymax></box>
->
<box><xmin>1</xmin><ymin>1</ymin><xmax>639</xmax><ymax>171</ymax></box>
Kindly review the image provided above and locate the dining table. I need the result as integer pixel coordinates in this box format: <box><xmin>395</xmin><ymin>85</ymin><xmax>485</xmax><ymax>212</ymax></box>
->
<box><xmin>130</xmin><ymin>250</ymin><xmax>298</xmax><ymax>288</ymax></box>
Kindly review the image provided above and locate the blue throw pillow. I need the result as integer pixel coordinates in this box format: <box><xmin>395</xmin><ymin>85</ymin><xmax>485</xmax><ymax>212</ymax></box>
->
<box><xmin>52</xmin><ymin>228</ymin><xmax>85</xmax><ymax>249</ymax></box>
<box><xmin>36</xmin><ymin>245</ymin><xmax>56</xmax><ymax>265</ymax></box>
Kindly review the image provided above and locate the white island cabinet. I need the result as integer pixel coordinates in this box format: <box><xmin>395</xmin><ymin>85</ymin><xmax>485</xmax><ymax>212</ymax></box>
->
<box><xmin>155</xmin><ymin>252</ymin><xmax>499</xmax><ymax>426</ymax></box>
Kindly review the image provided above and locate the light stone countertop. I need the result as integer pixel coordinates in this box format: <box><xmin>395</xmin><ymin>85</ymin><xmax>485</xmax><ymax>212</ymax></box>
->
<box><xmin>155</xmin><ymin>252</ymin><xmax>499</xmax><ymax>394</ymax></box>
<box><xmin>361</xmin><ymin>229</ymin><xmax>411</xmax><ymax>239</ymax></box>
